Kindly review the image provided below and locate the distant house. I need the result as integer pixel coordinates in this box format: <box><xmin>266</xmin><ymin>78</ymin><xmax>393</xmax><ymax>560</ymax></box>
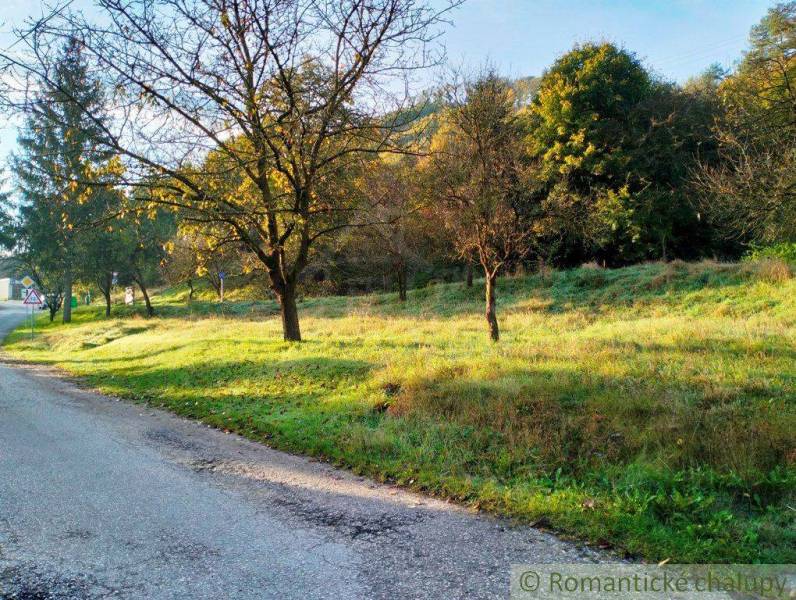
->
<box><xmin>0</xmin><ymin>278</ymin><xmax>24</xmax><ymax>301</ymax></box>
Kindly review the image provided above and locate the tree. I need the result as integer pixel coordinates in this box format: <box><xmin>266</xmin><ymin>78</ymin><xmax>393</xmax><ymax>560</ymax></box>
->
<box><xmin>15</xmin><ymin>219</ymin><xmax>66</xmax><ymax>322</ymax></box>
<box><xmin>196</xmin><ymin>241</ymin><xmax>240</xmax><ymax>301</ymax></box>
<box><xmin>0</xmin><ymin>171</ymin><xmax>14</xmax><ymax>250</ymax></box>
<box><xmin>117</xmin><ymin>208</ymin><xmax>174</xmax><ymax>317</ymax></box>
<box><xmin>524</xmin><ymin>42</ymin><xmax>725</xmax><ymax>264</ymax></box>
<box><xmin>525</xmin><ymin>43</ymin><xmax>654</xmax><ymax>264</ymax></box>
<box><xmin>161</xmin><ymin>233</ymin><xmax>203</xmax><ymax>302</ymax></box>
<box><xmin>696</xmin><ymin>2</ymin><xmax>796</xmax><ymax>244</ymax></box>
<box><xmin>3</xmin><ymin>0</ymin><xmax>458</xmax><ymax>340</ymax></box>
<box><xmin>426</xmin><ymin>73</ymin><xmax>535</xmax><ymax>341</ymax></box>
<box><xmin>9</xmin><ymin>39</ymin><xmax>118</xmax><ymax>323</ymax></box>
<box><xmin>350</xmin><ymin>156</ymin><xmax>427</xmax><ymax>301</ymax></box>
<box><xmin>80</xmin><ymin>203</ymin><xmax>129</xmax><ymax>317</ymax></box>
<box><xmin>618</xmin><ymin>80</ymin><xmax>721</xmax><ymax>261</ymax></box>
<box><xmin>10</xmin><ymin>167</ymin><xmax>68</xmax><ymax>322</ymax></box>
<box><xmin>203</xmin><ymin>253</ymin><xmax>238</xmax><ymax>300</ymax></box>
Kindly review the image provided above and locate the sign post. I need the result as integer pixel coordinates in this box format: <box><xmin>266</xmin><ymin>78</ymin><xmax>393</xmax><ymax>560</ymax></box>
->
<box><xmin>23</xmin><ymin>288</ymin><xmax>43</xmax><ymax>339</ymax></box>
<box><xmin>219</xmin><ymin>271</ymin><xmax>225</xmax><ymax>303</ymax></box>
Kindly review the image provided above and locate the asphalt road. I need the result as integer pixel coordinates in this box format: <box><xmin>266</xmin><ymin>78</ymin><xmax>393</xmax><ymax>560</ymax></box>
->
<box><xmin>0</xmin><ymin>302</ymin><xmax>604</xmax><ymax>599</ymax></box>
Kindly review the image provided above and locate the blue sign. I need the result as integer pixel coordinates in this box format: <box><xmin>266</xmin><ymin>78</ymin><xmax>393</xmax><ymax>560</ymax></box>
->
<box><xmin>219</xmin><ymin>272</ymin><xmax>225</xmax><ymax>281</ymax></box>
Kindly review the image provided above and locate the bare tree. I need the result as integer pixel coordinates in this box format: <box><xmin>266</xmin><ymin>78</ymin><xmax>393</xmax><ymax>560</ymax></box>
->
<box><xmin>350</xmin><ymin>156</ymin><xmax>427</xmax><ymax>301</ymax></box>
<box><xmin>695</xmin><ymin>2</ymin><xmax>796</xmax><ymax>244</ymax></box>
<box><xmin>695</xmin><ymin>129</ymin><xmax>795</xmax><ymax>243</ymax></box>
<box><xmin>202</xmin><ymin>248</ymin><xmax>240</xmax><ymax>300</ymax></box>
<box><xmin>162</xmin><ymin>234</ymin><xmax>203</xmax><ymax>302</ymax></box>
<box><xmin>2</xmin><ymin>0</ymin><xmax>458</xmax><ymax>340</ymax></box>
<box><xmin>425</xmin><ymin>72</ymin><xmax>536</xmax><ymax>341</ymax></box>
<box><xmin>165</xmin><ymin>225</ymin><xmax>243</xmax><ymax>300</ymax></box>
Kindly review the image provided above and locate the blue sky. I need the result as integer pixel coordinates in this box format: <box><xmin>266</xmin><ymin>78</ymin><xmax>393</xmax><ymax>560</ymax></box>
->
<box><xmin>440</xmin><ymin>0</ymin><xmax>770</xmax><ymax>81</ymax></box>
<box><xmin>0</xmin><ymin>0</ymin><xmax>773</xmax><ymax>168</ymax></box>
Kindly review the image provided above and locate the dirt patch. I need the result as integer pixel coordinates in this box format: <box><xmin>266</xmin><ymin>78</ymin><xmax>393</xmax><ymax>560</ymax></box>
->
<box><xmin>144</xmin><ymin>427</ymin><xmax>204</xmax><ymax>453</ymax></box>
<box><xmin>0</xmin><ymin>564</ymin><xmax>98</xmax><ymax>600</ymax></box>
<box><xmin>272</xmin><ymin>496</ymin><xmax>425</xmax><ymax>540</ymax></box>
<box><xmin>156</xmin><ymin>537</ymin><xmax>220</xmax><ymax>563</ymax></box>
<box><xmin>60</xmin><ymin>530</ymin><xmax>94</xmax><ymax>542</ymax></box>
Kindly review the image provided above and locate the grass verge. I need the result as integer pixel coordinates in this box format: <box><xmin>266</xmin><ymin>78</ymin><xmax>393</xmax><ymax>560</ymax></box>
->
<box><xmin>4</xmin><ymin>259</ymin><xmax>795</xmax><ymax>562</ymax></box>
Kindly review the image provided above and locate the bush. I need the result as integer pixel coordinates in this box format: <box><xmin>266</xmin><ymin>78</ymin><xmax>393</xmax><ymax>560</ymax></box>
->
<box><xmin>744</xmin><ymin>242</ymin><xmax>796</xmax><ymax>264</ymax></box>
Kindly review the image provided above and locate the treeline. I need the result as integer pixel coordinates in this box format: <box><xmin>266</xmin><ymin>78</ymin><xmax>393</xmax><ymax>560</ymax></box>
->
<box><xmin>0</xmin><ymin>0</ymin><xmax>793</xmax><ymax>341</ymax></box>
<box><xmin>2</xmin><ymin>41</ymin><xmax>171</xmax><ymax>321</ymax></box>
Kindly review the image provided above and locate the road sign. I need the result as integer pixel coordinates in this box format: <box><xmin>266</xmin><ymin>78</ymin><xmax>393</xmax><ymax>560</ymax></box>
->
<box><xmin>21</xmin><ymin>275</ymin><xmax>34</xmax><ymax>288</ymax></box>
<box><xmin>23</xmin><ymin>288</ymin><xmax>43</xmax><ymax>306</ymax></box>
<box><xmin>112</xmin><ymin>272</ymin><xmax>119</xmax><ymax>285</ymax></box>
<box><xmin>23</xmin><ymin>288</ymin><xmax>42</xmax><ymax>339</ymax></box>
<box><xmin>218</xmin><ymin>271</ymin><xmax>225</xmax><ymax>281</ymax></box>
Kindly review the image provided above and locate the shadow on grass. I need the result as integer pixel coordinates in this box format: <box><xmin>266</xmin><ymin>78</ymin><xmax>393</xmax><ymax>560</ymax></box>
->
<box><xmin>388</xmin><ymin>355</ymin><xmax>794</xmax><ymax>482</ymax></box>
<box><xmin>82</xmin><ymin>346</ymin><xmax>795</xmax><ymax>563</ymax></box>
<box><xmin>69</xmin><ymin>355</ymin><xmax>374</xmax><ymax>401</ymax></box>
<box><xmin>67</xmin><ymin>331</ymin><xmax>792</xmax><ymax>485</ymax></box>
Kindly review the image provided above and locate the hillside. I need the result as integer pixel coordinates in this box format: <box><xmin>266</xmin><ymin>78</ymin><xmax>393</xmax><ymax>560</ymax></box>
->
<box><xmin>4</xmin><ymin>259</ymin><xmax>795</xmax><ymax>563</ymax></box>
<box><xmin>0</xmin><ymin>256</ymin><xmax>20</xmax><ymax>279</ymax></box>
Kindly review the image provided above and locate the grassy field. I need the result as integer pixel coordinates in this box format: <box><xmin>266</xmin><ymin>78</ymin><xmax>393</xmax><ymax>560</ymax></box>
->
<box><xmin>4</xmin><ymin>259</ymin><xmax>795</xmax><ymax>563</ymax></box>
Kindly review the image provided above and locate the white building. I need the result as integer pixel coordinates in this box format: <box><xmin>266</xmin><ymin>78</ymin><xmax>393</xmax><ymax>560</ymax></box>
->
<box><xmin>0</xmin><ymin>278</ymin><xmax>24</xmax><ymax>301</ymax></box>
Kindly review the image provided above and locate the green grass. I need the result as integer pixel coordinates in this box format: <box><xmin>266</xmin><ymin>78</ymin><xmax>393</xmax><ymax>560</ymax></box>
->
<box><xmin>5</xmin><ymin>259</ymin><xmax>795</xmax><ymax>563</ymax></box>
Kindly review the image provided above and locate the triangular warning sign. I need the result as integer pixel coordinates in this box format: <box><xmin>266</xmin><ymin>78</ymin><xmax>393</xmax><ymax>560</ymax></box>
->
<box><xmin>23</xmin><ymin>288</ymin><xmax>43</xmax><ymax>305</ymax></box>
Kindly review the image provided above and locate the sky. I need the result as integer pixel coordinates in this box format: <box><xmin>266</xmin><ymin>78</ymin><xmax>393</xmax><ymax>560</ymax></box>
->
<box><xmin>440</xmin><ymin>0</ymin><xmax>770</xmax><ymax>81</ymax></box>
<box><xmin>0</xmin><ymin>0</ymin><xmax>773</xmax><ymax>170</ymax></box>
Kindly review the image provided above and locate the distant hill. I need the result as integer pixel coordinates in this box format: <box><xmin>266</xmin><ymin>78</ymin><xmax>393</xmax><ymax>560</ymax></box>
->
<box><xmin>392</xmin><ymin>75</ymin><xmax>540</xmax><ymax>147</ymax></box>
<box><xmin>510</xmin><ymin>75</ymin><xmax>540</xmax><ymax>107</ymax></box>
<box><xmin>0</xmin><ymin>256</ymin><xmax>21</xmax><ymax>279</ymax></box>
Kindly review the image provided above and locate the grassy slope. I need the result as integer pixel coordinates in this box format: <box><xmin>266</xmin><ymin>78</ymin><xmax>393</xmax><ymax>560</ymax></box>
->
<box><xmin>5</xmin><ymin>260</ymin><xmax>795</xmax><ymax>563</ymax></box>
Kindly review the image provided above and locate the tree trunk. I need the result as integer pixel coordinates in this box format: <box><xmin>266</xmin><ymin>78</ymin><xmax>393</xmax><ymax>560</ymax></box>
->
<box><xmin>62</xmin><ymin>270</ymin><xmax>72</xmax><ymax>324</ymax></box>
<box><xmin>397</xmin><ymin>263</ymin><xmax>407</xmax><ymax>302</ymax></box>
<box><xmin>485</xmin><ymin>272</ymin><xmax>499</xmax><ymax>342</ymax></box>
<box><xmin>136</xmin><ymin>279</ymin><xmax>154</xmax><ymax>317</ymax></box>
<box><xmin>466</xmin><ymin>261</ymin><xmax>474</xmax><ymax>287</ymax></box>
<box><xmin>187</xmin><ymin>278</ymin><xmax>194</xmax><ymax>302</ymax></box>
<box><xmin>277</xmin><ymin>284</ymin><xmax>301</xmax><ymax>342</ymax></box>
<box><xmin>209</xmin><ymin>275</ymin><xmax>221</xmax><ymax>298</ymax></box>
<box><xmin>101</xmin><ymin>272</ymin><xmax>112</xmax><ymax>317</ymax></box>
<box><xmin>48</xmin><ymin>294</ymin><xmax>62</xmax><ymax>322</ymax></box>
